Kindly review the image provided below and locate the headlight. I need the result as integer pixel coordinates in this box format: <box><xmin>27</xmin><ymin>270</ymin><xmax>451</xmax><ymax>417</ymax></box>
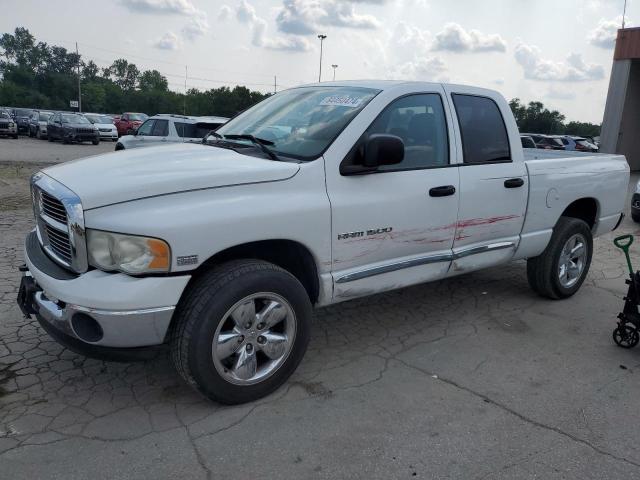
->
<box><xmin>87</xmin><ymin>230</ymin><xmax>171</xmax><ymax>274</ymax></box>
<box><xmin>636</xmin><ymin>181</ymin><xmax>640</xmax><ymax>194</ymax></box>
<box><xmin>9</xmin><ymin>122</ymin><xmax>14</xmax><ymax>127</ymax></box>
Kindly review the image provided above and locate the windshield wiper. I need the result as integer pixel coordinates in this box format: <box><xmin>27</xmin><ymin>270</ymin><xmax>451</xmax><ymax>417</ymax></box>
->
<box><xmin>202</xmin><ymin>131</ymin><xmax>224</xmax><ymax>144</ymax></box>
<box><xmin>223</xmin><ymin>134</ymin><xmax>280</xmax><ymax>161</ymax></box>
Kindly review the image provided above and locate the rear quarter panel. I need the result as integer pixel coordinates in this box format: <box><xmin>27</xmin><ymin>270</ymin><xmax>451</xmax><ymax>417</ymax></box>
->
<box><xmin>516</xmin><ymin>153</ymin><xmax>629</xmax><ymax>259</ymax></box>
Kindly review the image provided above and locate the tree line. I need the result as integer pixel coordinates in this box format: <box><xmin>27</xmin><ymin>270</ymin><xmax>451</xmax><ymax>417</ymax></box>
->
<box><xmin>509</xmin><ymin>99</ymin><xmax>600</xmax><ymax>137</ymax></box>
<box><xmin>0</xmin><ymin>27</ymin><xmax>268</xmax><ymax>117</ymax></box>
<box><xmin>1</xmin><ymin>27</ymin><xmax>601</xmax><ymax>136</ymax></box>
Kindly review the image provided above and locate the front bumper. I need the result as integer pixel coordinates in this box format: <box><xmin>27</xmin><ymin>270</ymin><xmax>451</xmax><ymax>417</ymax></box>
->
<box><xmin>19</xmin><ymin>230</ymin><xmax>191</xmax><ymax>349</ymax></box>
<box><xmin>98</xmin><ymin>131</ymin><xmax>118</xmax><ymax>139</ymax></box>
<box><xmin>64</xmin><ymin>132</ymin><xmax>99</xmax><ymax>142</ymax></box>
<box><xmin>0</xmin><ymin>127</ymin><xmax>17</xmax><ymax>135</ymax></box>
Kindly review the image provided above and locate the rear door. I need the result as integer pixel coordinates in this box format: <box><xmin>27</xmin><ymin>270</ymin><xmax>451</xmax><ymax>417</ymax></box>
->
<box><xmin>444</xmin><ymin>89</ymin><xmax>527</xmax><ymax>274</ymax></box>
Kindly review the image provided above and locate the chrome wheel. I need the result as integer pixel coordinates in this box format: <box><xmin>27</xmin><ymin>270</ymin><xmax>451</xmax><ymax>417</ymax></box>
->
<box><xmin>558</xmin><ymin>233</ymin><xmax>587</xmax><ymax>288</ymax></box>
<box><xmin>212</xmin><ymin>293</ymin><xmax>296</xmax><ymax>386</ymax></box>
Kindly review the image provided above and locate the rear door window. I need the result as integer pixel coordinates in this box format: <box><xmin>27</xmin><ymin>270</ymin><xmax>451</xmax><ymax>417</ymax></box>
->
<box><xmin>452</xmin><ymin>94</ymin><xmax>511</xmax><ymax>164</ymax></box>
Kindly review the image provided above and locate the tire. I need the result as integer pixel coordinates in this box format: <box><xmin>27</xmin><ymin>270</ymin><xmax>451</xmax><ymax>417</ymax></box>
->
<box><xmin>170</xmin><ymin>260</ymin><xmax>312</xmax><ymax>404</ymax></box>
<box><xmin>62</xmin><ymin>137</ymin><xmax>69</xmax><ymax>144</ymax></box>
<box><xmin>632</xmin><ymin>213</ymin><xmax>640</xmax><ymax>223</ymax></box>
<box><xmin>527</xmin><ymin>216</ymin><xmax>593</xmax><ymax>299</ymax></box>
<box><xmin>28</xmin><ymin>128</ymin><xmax>33</xmax><ymax>138</ymax></box>
<box><xmin>48</xmin><ymin>135</ymin><xmax>53</xmax><ymax>142</ymax></box>
<box><xmin>115</xmin><ymin>143</ymin><xmax>124</xmax><ymax>151</ymax></box>
<box><xmin>92</xmin><ymin>139</ymin><xmax>99</xmax><ymax>145</ymax></box>
<box><xmin>112</xmin><ymin>138</ymin><xmax>117</xmax><ymax>142</ymax></box>
<box><xmin>12</xmin><ymin>134</ymin><xmax>18</xmax><ymax>139</ymax></box>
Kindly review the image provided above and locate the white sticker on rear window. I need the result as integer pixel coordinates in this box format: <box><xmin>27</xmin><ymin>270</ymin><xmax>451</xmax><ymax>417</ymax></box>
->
<box><xmin>319</xmin><ymin>96</ymin><xmax>364</xmax><ymax>108</ymax></box>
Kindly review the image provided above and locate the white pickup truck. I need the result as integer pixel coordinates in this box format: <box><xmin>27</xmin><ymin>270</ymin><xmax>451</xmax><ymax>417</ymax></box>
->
<box><xmin>18</xmin><ymin>81</ymin><xmax>629</xmax><ymax>404</ymax></box>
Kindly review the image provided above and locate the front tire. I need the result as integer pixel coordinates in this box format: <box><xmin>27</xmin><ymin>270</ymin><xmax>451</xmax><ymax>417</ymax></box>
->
<box><xmin>92</xmin><ymin>139</ymin><xmax>99</xmax><ymax>145</ymax></box>
<box><xmin>170</xmin><ymin>260</ymin><xmax>312</xmax><ymax>405</ymax></box>
<box><xmin>632</xmin><ymin>213</ymin><xmax>640</xmax><ymax>223</ymax></box>
<box><xmin>527</xmin><ymin>216</ymin><xmax>593</xmax><ymax>299</ymax></box>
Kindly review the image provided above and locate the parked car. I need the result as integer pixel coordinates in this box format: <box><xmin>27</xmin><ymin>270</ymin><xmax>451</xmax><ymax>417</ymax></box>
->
<box><xmin>632</xmin><ymin>181</ymin><xmax>640</xmax><ymax>223</ymax></box>
<box><xmin>555</xmin><ymin>135</ymin><xmax>598</xmax><ymax>153</ymax></box>
<box><xmin>28</xmin><ymin>110</ymin><xmax>54</xmax><ymax>139</ymax></box>
<box><xmin>115</xmin><ymin>114</ymin><xmax>228</xmax><ymax>150</ymax></box>
<box><xmin>18</xmin><ymin>81</ymin><xmax>629</xmax><ymax>404</ymax></box>
<box><xmin>11</xmin><ymin>108</ymin><xmax>34</xmax><ymax>134</ymax></box>
<box><xmin>524</xmin><ymin>134</ymin><xmax>565</xmax><ymax>150</ymax></box>
<box><xmin>0</xmin><ymin>111</ymin><xmax>18</xmax><ymax>138</ymax></box>
<box><xmin>47</xmin><ymin>112</ymin><xmax>100</xmax><ymax>144</ymax></box>
<box><xmin>520</xmin><ymin>135</ymin><xmax>537</xmax><ymax>149</ymax></box>
<box><xmin>83</xmin><ymin>113</ymin><xmax>118</xmax><ymax>142</ymax></box>
<box><xmin>114</xmin><ymin>112</ymin><xmax>148</xmax><ymax>136</ymax></box>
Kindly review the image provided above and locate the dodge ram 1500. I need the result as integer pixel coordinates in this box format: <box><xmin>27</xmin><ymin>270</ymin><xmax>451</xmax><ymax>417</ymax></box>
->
<box><xmin>18</xmin><ymin>81</ymin><xmax>629</xmax><ymax>404</ymax></box>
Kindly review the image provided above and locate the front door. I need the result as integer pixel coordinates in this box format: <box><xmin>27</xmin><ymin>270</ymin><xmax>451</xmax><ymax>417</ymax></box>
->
<box><xmin>327</xmin><ymin>90</ymin><xmax>460</xmax><ymax>301</ymax></box>
<box><xmin>444</xmin><ymin>88</ymin><xmax>528</xmax><ymax>274</ymax></box>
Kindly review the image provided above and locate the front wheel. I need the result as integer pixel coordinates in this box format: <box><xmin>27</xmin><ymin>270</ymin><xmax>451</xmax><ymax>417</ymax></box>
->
<box><xmin>170</xmin><ymin>260</ymin><xmax>312</xmax><ymax>404</ymax></box>
<box><xmin>92</xmin><ymin>139</ymin><xmax>99</xmax><ymax>145</ymax></box>
<box><xmin>527</xmin><ymin>216</ymin><xmax>593</xmax><ymax>299</ymax></box>
<box><xmin>632</xmin><ymin>213</ymin><xmax>640</xmax><ymax>223</ymax></box>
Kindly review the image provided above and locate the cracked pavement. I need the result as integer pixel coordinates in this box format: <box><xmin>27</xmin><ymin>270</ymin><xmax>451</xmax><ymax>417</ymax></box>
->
<box><xmin>2</xmin><ymin>159</ymin><xmax>640</xmax><ymax>479</ymax></box>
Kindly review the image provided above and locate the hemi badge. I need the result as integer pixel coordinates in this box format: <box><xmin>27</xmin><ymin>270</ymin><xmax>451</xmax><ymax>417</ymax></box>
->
<box><xmin>177</xmin><ymin>255</ymin><xmax>198</xmax><ymax>266</ymax></box>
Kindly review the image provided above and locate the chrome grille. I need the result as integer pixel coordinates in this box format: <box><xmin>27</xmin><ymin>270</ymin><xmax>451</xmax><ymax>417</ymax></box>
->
<box><xmin>31</xmin><ymin>173</ymin><xmax>87</xmax><ymax>273</ymax></box>
<box><xmin>44</xmin><ymin>224</ymin><xmax>72</xmax><ymax>262</ymax></box>
<box><xmin>0</xmin><ymin>122</ymin><xmax>9</xmax><ymax>129</ymax></box>
<box><xmin>40</xmin><ymin>190</ymin><xmax>67</xmax><ymax>224</ymax></box>
<box><xmin>76</xmin><ymin>128</ymin><xmax>94</xmax><ymax>134</ymax></box>
<box><xmin>99</xmin><ymin>128</ymin><xmax>111</xmax><ymax>132</ymax></box>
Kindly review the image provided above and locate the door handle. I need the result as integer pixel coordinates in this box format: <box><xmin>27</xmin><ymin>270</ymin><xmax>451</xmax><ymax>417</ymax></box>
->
<box><xmin>504</xmin><ymin>178</ymin><xmax>525</xmax><ymax>188</ymax></box>
<box><xmin>429</xmin><ymin>185</ymin><xmax>456</xmax><ymax>197</ymax></box>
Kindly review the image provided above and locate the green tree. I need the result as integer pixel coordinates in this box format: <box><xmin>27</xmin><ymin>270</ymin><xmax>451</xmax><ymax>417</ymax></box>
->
<box><xmin>139</xmin><ymin>70</ymin><xmax>168</xmax><ymax>92</ymax></box>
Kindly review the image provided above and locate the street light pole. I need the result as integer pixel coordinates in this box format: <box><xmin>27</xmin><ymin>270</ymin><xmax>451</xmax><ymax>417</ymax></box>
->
<box><xmin>331</xmin><ymin>64</ymin><xmax>338</xmax><ymax>81</ymax></box>
<box><xmin>317</xmin><ymin>34</ymin><xmax>327</xmax><ymax>82</ymax></box>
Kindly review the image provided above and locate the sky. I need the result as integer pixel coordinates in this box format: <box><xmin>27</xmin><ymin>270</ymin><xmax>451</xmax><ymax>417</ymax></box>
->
<box><xmin>1</xmin><ymin>0</ymin><xmax>634</xmax><ymax>123</ymax></box>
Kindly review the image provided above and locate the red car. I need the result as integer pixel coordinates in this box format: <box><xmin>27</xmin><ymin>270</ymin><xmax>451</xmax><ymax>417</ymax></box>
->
<box><xmin>115</xmin><ymin>112</ymin><xmax>148</xmax><ymax>137</ymax></box>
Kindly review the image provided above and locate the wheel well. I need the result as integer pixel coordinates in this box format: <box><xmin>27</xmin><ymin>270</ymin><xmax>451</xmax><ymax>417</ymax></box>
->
<box><xmin>194</xmin><ymin>240</ymin><xmax>320</xmax><ymax>304</ymax></box>
<box><xmin>560</xmin><ymin>198</ymin><xmax>598</xmax><ymax>229</ymax></box>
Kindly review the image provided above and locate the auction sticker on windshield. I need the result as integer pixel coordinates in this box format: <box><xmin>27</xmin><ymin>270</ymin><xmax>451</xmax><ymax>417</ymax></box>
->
<box><xmin>319</xmin><ymin>95</ymin><xmax>365</xmax><ymax>108</ymax></box>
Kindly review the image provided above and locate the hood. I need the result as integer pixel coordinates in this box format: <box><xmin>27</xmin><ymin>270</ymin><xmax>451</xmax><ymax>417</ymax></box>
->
<box><xmin>43</xmin><ymin>143</ymin><xmax>300</xmax><ymax>209</ymax></box>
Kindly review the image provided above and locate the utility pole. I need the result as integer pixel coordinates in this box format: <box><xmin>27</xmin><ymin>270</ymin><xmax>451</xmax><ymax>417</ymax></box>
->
<box><xmin>331</xmin><ymin>64</ymin><xmax>338</xmax><ymax>81</ymax></box>
<box><xmin>317</xmin><ymin>34</ymin><xmax>327</xmax><ymax>82</ymax></box>
<box><xmin>274</xmin><ymin>75</ymin><xmax>277</xmax><ymax>94</ymax></box>
<box><xmin>76</xmin><ymin>42</ymin><xmax>81</xmax><ymax>112</ymax></box>
<box><xmin>623</xmin><ymin>0</ymin><xmax>628</xmax><ymax>28</ymax></box>
<box><xmin>184</xmin><ymin>65</ymin><xmax>187</xmax><ymax>115</ymax></box>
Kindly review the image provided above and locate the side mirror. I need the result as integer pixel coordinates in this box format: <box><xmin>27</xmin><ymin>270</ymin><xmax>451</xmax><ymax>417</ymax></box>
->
<box><xmin>341</xmin><ymin>134</ymin><xmax>404</xmax><ymax>175</ymax></box>
<box><xmin>132</xmin><ymin>129</ymin><xmax>138</xmax><ymax>136</ymax></box>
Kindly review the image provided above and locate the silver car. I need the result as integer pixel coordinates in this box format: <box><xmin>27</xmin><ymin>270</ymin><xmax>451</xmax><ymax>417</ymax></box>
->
<box><xmin>115</xmin><ymin>114</ymin><xmax>228</xmax><ymax>150</ymax></box>
<box><xmin>29</xmin><ymin>110</ymin><xmax>54</xmax><ymax>139</ymax></box>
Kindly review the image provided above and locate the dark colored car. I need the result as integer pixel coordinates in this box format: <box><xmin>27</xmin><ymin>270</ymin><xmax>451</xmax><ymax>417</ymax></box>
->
<box><xmin>0</xmin><ymin>111</ymin><xmax>18</xmax><ymax>138</ymax></box>
<box><xmin>47</xmin><ymin>112</ymin><xmax>100</xmax><ymax>145</ymax></box>
<box><xmin>11</xmin><ymin>108</ymin><xmax>34</xmax><ymax>134</ymax></box>
<box><xmin>524</xmin><ymin>134</ymin><xmax>565</xmax><ymax>150</ymax></box>
<box><xmin>115</xmin><ymin>112</ymin><xmax>148</xmax><ymax>136</ymax></box>
<box><xmin>520</xmin><ymin>135</ymin><xmax>537</xmax><ymax>149</ymax></box>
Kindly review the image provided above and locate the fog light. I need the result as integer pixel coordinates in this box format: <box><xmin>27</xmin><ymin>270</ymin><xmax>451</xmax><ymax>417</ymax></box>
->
<box><xmin>71</xmin><ymin>313</ymin><xmax>104</xmax><ymax>342</ymax></box>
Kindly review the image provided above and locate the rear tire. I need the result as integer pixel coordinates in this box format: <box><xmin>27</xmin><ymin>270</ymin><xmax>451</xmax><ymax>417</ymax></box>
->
<box><xmin>527</xmin><ymin>216</ymin><xmax>593</xmax><ymax>299</ymax></box>
<box><xmin>170</xmin><ymin>260</ymin><xmax>312</xmax><ymax>405</ymax></box>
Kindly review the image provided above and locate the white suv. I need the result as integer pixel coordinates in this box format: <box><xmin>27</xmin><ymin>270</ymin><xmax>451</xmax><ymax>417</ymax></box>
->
<box><xmin>115</xmin><ymin>114</ymin><xmax>228</xmax><ymax>150</ymax></box>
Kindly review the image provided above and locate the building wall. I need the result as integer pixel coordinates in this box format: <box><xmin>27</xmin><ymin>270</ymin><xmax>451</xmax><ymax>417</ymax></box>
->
<box><xmin>618</xmin><ymin>61</ymin><xmax>640</xmax><ymax>170</ymax></box>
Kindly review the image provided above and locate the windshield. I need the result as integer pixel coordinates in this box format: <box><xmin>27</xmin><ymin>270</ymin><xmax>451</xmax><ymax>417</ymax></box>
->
<box><xmin>0</xmin><ymin>112</ymin><xmax>9</xmax><ymax>119</ymax></box>
<box><xmin>39</xmin><ymin>112</ymin><xmax>52</xmax><ymax>121</ymax></box>
<box><xmin>215</xmin><ymin>86</ymin><xmax>379</xmax><ymax>160</ymax></box>
<box><xmin>16</xmin><ymin>109</ymin><xmax>32</xmax><ymax>117</ymax></box>
<box><xmin>128</xmin><ymin>113</ymin><xmax>147</xmax><ymax>121</ymax></box>
<box><xmin>61</xmin><ymin>114</ymin><xmax>90</xmax><ymax>124</ymax></box>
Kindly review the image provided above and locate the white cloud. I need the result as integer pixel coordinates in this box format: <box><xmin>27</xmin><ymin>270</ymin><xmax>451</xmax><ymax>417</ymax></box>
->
<box><xmin>588</xmin><ymin>17</ymin><xmax>627</xmax><ymax>49</ymax></box>
<box><xmin>218</xmin><ymin>5</ymin><xmax>232</xmax><ymax>21</ymax></box>
<box><xmin>182</xmin><ymin>14</ymin><xmax>209</xmax><ymax>40</ymax></box>
<box><xmin>393</xmin><ymin>56</ymin><xmax>447</xmax><ymax>81</ymax></box>
<box><xmin>121</xmin><ymin>0</ymin><xmax>198</xmax><ymax>15</ymax></box>
<box><xmin>433</xmin><ymin>23</ymin><xmax>506</xmax><ymax>53</ymax></box>
<box><xmin>236</xmin><ymin>0</ymin><xmax>311</xmax><ymax>52</ymax></box>
<box><xmin>153</xmin><ymin>31</ymin><xmax>182</xmax><ymax>50</ymax></box>
<box><xmin>276</xmin><ymin>0</ymin><xmax>381</xmax><ymax>35</ymax></box>
<box><xmin>514</xmin><ymin>42</ymin><xmax>605</xmax><ymax>82</ymax></box>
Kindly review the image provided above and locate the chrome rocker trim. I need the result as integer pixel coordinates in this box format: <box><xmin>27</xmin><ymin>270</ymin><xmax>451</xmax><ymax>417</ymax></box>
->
<box><xmin>335</xmin><ymin>241</ymin><xmax>515</xmax><ymax>284</ymax></box>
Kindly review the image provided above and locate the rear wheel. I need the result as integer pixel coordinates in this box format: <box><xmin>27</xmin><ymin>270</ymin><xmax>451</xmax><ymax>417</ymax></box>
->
<box><xmin>36</xmin><ymin>128</ymin><xmax>41</xmax><ymax>139</ymax></box>
<box><xmin>527</xmin><ymin>216</ymin><xmax>593</xmax><ymax>299</ymax></box>
<box><xmin>170</xmin><ymin>260</ymin><xmax>312</xmax><ymax>404</ymax></box>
